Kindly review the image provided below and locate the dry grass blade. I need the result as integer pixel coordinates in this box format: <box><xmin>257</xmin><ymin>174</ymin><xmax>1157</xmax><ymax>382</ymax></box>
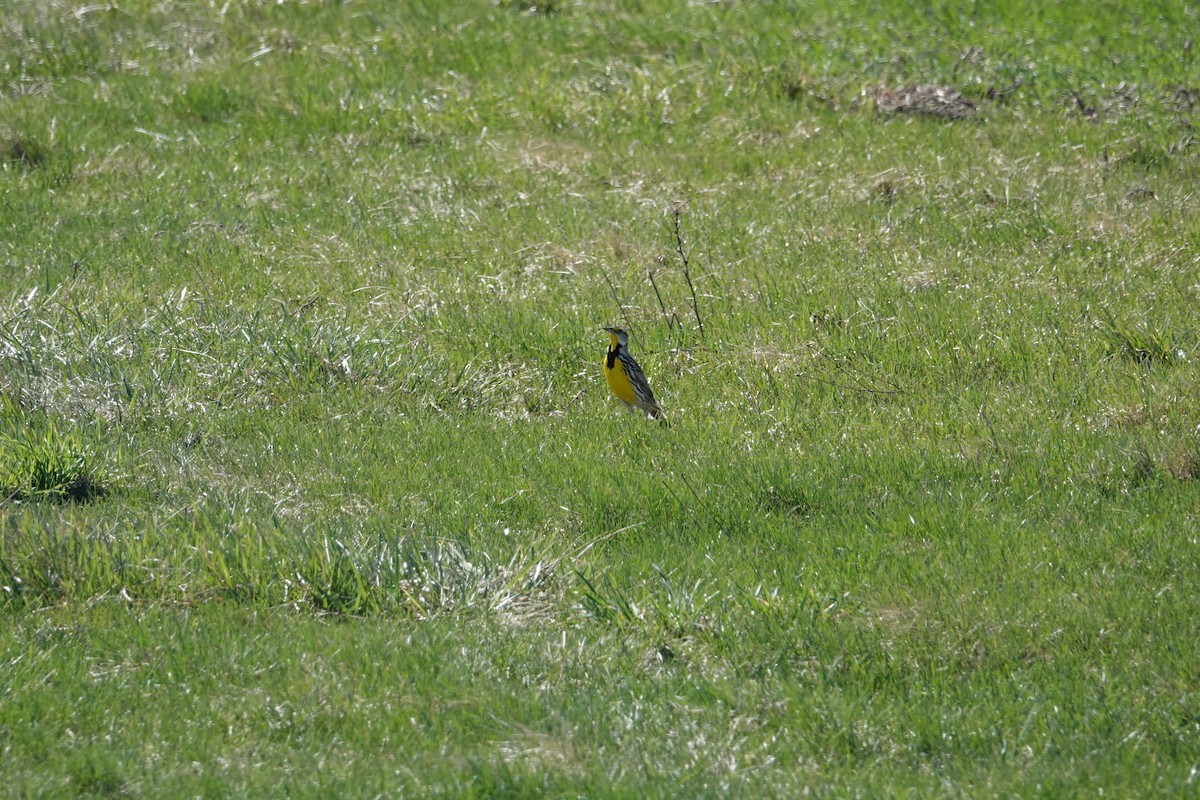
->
<box><xmin>670</xmin><ymin>204</ymin><xmax>705</xmax><ymax>340</ymax></box>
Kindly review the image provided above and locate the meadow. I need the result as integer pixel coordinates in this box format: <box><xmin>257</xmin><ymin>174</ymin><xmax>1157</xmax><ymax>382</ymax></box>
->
<box><xmin>2</xmin><ymin>0</ymin><xmax>1199</xmax><ymax>796</ymax></box>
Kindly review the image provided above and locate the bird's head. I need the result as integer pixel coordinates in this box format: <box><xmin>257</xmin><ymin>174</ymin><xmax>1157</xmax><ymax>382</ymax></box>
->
<box><xmin>603</xmin><ymin>327</ymin><xmax>629</xmax><ymax>349</ymax></box>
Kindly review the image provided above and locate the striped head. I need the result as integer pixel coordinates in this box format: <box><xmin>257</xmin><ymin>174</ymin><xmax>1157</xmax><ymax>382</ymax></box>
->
<box><xmin>603</xmin><ymin>327</ymin><xmax>629</xmax><ymax>350</ymax></box>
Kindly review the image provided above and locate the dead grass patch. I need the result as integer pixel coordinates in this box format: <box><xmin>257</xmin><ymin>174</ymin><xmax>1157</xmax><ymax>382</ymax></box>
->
<box><xmin>497</xmin><ymin>729</ymin><xmax>580</xmax><ymax>771</ymax></box>
<box><xmin>73</xmin><ymin>144</ymin><xmax>150</xmax><ymax>180</ymax></box>
<box><xmin>749</xmin><ymin>344</ymin><xmax>818</xmax><ymax>375</ymax></box>
<box><xmin>1065</xmin><ymin>82</ymin><xmax>1139</xmax><ymax>118</ymax></box>
<box><xmin>866</xmin><ymin>605</ymin><xmax>923</xmax><ymax>631</ymax></box>
<box><xmin>598</xmin><ymin>229</ymin><xmax>657</xmax><ymax>269</ymax></box>
<box><xmin>515</xmin><ymin>241</ymin><xmax>589</xmax><ymax>279</ymax></box>
<box><xmin>513</xmin><ymin>139</ymin><xmax>592</xmax><ymax>176</ymax></box>
<box><xmin>1172</xmin><ymin>86</ymin><xmax>1200</xmax><ymax>112</ymax></box>
<box><xmin>872</xmin><ymin>84</ymin><xmax>976</xmax><ymax>120</ymax></box>
<box><xmin>1095</xmin><ymin>404</ymin><xmax>1150</xmax><ymax>431</ymax></box>
<box><xmin>901</xmin><ymin>269</ymin><xmax>941</xmax><ymax>292</ymax></box>
<box><xmin>1166</xmin><ymin>450</ymin><xmax>1200</xmax><ymax>482</ymax></box>
<box><xmin>436</xmin><ymin>357</ymin><xmax>559</xmax><ymax>419</ymax></box>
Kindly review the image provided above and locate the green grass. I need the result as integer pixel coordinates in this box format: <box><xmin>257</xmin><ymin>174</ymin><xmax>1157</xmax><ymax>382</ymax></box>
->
<box><xmin>2</xmin><ymin>0</ymin><xmax>1199</xmax><ymax>795</ymax></box>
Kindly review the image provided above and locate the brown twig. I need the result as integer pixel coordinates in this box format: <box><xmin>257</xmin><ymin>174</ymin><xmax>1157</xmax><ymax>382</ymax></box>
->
<box><xmin>647</xmin><ymin>270</ymin><xmax>678</xmax><ymax>337</ymax></box>
<box><xmin>671</xmin><ymin>204</ymin><xmax>705</xmax><ymax>340</ymax></box>
<box><xmin>604</xmin><ymin>272</ymin><xmax>631</xmax><ymax>330</ymax></box>
<box><xmin>797</xmin><ymin>353</ymin><xmax>905</xmax><ymax>397</ymax></box>
<box><xmin>800</xmin><ymin>372</ymin><xmax>905</xmax><ymax>396</ymax></box>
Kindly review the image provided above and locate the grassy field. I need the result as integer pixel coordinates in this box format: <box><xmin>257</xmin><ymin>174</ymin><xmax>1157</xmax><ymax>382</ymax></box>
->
<box><xmin>2</xmin><ymin>0</ymin><xmax>1199</xmax><ymax>795</ymax></box>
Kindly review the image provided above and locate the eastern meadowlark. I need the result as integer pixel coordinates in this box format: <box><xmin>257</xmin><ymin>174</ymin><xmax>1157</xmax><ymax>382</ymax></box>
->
<box><xmin>602</xmin><ymin>327</ymin><xmax>662</xmax><ymax>419</ymax></box>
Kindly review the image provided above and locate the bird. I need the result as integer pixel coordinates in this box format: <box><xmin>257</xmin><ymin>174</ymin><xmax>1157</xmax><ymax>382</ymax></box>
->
<box><xmin>602</xmin><ymin>326</ymin><xmax>662</xmax><ymax>419</ymax></box>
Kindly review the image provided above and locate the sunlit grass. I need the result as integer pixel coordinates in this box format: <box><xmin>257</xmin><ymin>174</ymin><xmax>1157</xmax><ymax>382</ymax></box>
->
<box><xmin>2</xmin><ymin>0</ymin><xmax>1199</xmax><ymax>796</ymax></box>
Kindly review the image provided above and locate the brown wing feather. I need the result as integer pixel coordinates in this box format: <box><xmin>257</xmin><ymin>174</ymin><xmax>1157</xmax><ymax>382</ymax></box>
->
<box><xmin>618</xmin><ymin>351</ymin><xmax>661</xmax><ymax>418</ymax></box>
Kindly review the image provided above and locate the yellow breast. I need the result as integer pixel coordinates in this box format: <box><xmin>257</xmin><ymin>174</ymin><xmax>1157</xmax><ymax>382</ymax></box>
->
<box><xmin>603</xmin><ymin>351</ymin><xmax>638</xmax><ymax>406</ymax></box>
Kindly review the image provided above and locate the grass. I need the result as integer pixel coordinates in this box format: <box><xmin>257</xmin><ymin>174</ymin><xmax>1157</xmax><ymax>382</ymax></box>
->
<box><xmin>0</xmin><ymin>395</ymin><xmax>105</xmax><ymax>503</ymax></box>
<box><xmin>2</xmin><ymin>0</ymin><xmax>1199</xmax><ymax>795</ymax></box>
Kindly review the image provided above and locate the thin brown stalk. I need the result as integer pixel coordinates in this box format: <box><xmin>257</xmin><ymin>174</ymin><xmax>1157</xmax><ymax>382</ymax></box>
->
<box><xmin>671</xmin><ymin>204</ymin><xmax>705</xmax><ymax>340</ymax></box>
<box><xmin>604</xmin><ymin>272</ymin><xmax>632</xmax><ymax>330</ymax></box>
